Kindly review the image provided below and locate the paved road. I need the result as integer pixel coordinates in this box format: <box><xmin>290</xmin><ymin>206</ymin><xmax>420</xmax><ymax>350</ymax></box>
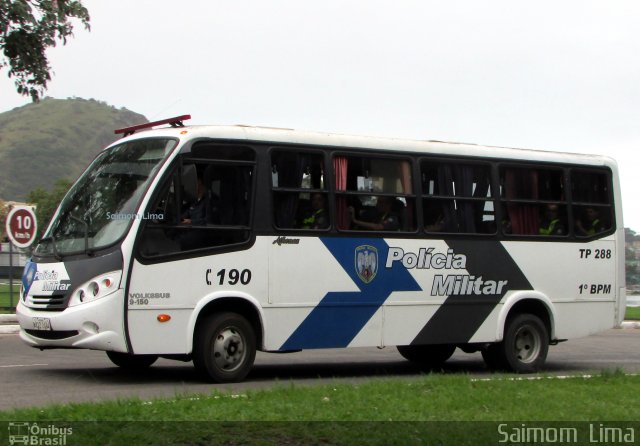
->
<box><xmin>1</xmin><ymin>328</ymin><xmax>639</xmax><ymax>411</ymax></box>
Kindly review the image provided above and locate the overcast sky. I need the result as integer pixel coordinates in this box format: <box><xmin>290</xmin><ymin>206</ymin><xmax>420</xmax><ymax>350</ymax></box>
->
<box><xmin>2</xmin><ymin>0</ymin><xmax>639</xmax><ymax>229</ymax></box>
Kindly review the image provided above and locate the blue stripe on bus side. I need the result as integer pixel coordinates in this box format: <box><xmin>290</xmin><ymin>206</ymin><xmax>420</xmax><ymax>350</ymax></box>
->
<box><xmin>280</xmin><ymin>237</ymin><xmax>422</xmax><ymax>350</ymax></box>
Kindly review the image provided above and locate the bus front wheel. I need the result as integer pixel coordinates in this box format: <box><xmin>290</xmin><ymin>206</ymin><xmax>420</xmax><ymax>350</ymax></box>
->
<box><xmin>106</xmin><ymin>351</ymin><xmax>158</xmax><ymax>370</ymax></box>
<box><xmin>193</xmin><ymin>312</ymin><xmax>256</xmax><ymax>383</ymax></box>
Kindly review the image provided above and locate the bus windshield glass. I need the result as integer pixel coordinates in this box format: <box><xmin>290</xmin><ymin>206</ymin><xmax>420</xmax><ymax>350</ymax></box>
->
<box><xmin>35</xmin><ymin>138</ymin><xmax>177</xmax><ymax>256</ymax></box>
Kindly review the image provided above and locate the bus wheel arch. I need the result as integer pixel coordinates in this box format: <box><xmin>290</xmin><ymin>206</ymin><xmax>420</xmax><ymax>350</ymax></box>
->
<box><xmin>191</xmin><ymin>296</ymin><xmax>264</xmax><ymax>351</ymax></box>
<box><xmin>498</xmin><ymin>294</ymin><xmax>555</xmax><ymax>342</ymax></box>
<box><xmin>485</xmin><ymin>296</ymin><xmax>554</xmax><ymax>373</ymax></box>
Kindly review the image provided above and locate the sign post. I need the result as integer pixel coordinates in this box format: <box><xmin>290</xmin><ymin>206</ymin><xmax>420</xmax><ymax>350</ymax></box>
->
<box><xmin>8</xmin><ymin>241</ymin><xmax>13</xmax><ymax>308</ymax></box>
<box><xmin>5</xmin><ymin>205</ymin><xmax>37</xmax><ymax>309</ymax></box>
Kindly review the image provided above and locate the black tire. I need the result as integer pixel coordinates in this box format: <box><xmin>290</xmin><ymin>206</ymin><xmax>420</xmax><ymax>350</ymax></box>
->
<box><xmin>397</xmin><ymin>344</ymin><xmax>456</xmax><ymax>370</ymax></box>
<box><xmin>106</xmin><ymin>351</ymin><xmax>158</xmax><ymax>370</ymax></box>
<box><xmin>486</xmin><ymin>313</ymin><xmax>549</xmax><ymax>373</ymax></box>
<box><xmin>193</xmin><ymin>312</ymin><xmax>256</xmax><ymax>383</ymax></box>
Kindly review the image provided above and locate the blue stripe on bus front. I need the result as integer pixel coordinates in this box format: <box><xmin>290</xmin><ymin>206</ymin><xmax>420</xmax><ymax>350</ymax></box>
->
<box><xmin>280</xmin><ymin>237</ymin><xmax>421</xmax><ymax>350</ymax></box>
<box><xmin>22</xmin><ymin>260</ymin><xmax>37</xmax><ymax>296</ymax></box>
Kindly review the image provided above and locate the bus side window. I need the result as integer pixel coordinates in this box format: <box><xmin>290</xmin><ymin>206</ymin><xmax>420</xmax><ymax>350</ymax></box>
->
<box><xmin>150</xmin><ymin>171</ymin><xmax>179</xmax><ymax>225</ymax></box>
<box><xmin>421</xmin><ymin>161</ymin><xmax>494</xmax><ymax>234</ymax></box>
<box><xmin>138</xmin><ymin>169</ymin><xmax>181</xmax><ymax>256</ymax></box>
<box><xmin>500</xmin><ymin>166</ymin><xmax>565</xmax><ymax>236</ymax></box>
<box><xmin>334</xmin><ymin>155</ymin><xmax>416</xmax><ymax>232</ymax></box>
<box><xmin>271</xmin><ymin>150</ymin><xmax>328</xmax><ymax>230</ymax></box>
<box><xmin>139</xmin><ymin>146</ymin><xmax>256</xmax><ymax>258</ymax></box>
<box><xmin>571</xmin><ymin>170</ymin><xmax>612</xmax><ymax>238</ymax></box>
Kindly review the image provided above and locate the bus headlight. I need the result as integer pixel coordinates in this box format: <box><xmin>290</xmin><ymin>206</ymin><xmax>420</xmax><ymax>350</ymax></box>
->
<box><xmin>69</xmin><ymin>271</ymin><xmax>122</xmax><ymax>307</ymax></box>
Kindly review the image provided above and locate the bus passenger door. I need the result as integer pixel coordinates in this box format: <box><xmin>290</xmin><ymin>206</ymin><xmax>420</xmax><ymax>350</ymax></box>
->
<box><xmin>127</xmin><ymin>150</ymin><xmax>265</xmax><ymax>354</ymax></box>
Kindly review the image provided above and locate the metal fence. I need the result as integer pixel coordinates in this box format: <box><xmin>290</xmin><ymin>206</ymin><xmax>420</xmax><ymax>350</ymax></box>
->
<box><xmin>0</xmin><ymin>243</ymin><xmax>27</xmax><ymax>311</ymax></box>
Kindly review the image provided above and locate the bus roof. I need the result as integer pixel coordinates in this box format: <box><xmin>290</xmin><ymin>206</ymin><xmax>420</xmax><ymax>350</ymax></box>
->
<box><xmin>113</xmin><ymin>123</ymin><xmax>618</xmax><ymax>169</ymax></box>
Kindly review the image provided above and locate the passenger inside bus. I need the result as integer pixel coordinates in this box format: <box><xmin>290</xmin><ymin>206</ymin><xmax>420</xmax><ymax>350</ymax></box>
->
<box><xmin>181</xmin><ymin>177</ymin><xmax>208</xmax><ymax>226</ymax></box>
<box><xmin>348</xmin><ymin>196</ymin><xmax>400</xmax><ymax>231</ymax></box>
<box><xmin>424</xmin><ymin>201</ymin><xmax>445</xmax><ymax>232</ymax></box>
<box><xmin>576</xmin><ymin>206</ymin><xmax>607</xmax><ymax>236</ymax></box>
<box><xmin>538</xmin><ymin>204</ymin><xmax>566</xmax><ymax>236</ymax></box>
<box><xmin>300</xmin><ymin>193</ymin><xmax>329</xmax><ymax>229</ymax></box>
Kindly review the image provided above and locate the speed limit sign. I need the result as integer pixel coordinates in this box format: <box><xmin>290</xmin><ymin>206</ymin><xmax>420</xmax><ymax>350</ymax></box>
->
<box><xmin>5</xmin><ymin>205</ymin><xmax>38</xmax><ymax>249</ymax></box>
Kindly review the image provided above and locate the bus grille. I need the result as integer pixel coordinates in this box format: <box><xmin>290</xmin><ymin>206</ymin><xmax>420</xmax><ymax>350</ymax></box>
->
<box><xmin>24</xmin><ymin>329</ymin><xmax>79</xmax><ymax>340</ymax></box>
<box><xmin>27</xmin><ymin>295</ymin><xmax>69</xmax><ymax>311</ymax></box>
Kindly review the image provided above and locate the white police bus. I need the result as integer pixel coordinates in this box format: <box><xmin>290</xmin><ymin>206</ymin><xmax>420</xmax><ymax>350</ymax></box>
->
<box><xmin>17</xmin><ymin>115</ymin><xmax>625</xmax><ymax>382</ymax></box>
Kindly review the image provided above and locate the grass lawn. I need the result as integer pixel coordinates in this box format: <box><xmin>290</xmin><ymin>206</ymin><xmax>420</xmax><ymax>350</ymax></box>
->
<box><xmin>0</xmin><ymin>282</ymin><xmax>19</xmax><ymax>311</ymax></box>
<box><xmin>0</xmin><ymin>372</ymin><xmax>638</xmax><ymax>445</ymax></box>
<box><xmin>626</xmin><ymin>305</ymin><xmax>640</xmax><ymax>320</ymax></box>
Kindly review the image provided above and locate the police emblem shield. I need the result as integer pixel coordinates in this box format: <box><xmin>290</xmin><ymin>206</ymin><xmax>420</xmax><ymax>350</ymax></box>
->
<box><xmin>355</xmin><ymin>245</ymin><xmax>378</xmax><ymax>284</ymax></box>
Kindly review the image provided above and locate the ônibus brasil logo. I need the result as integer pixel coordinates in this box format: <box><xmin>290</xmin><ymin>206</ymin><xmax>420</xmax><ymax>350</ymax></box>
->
<box><xmin>8</xmin><ymin>422</ymin><xmax>72</xmax><ymax>445</ymax></box>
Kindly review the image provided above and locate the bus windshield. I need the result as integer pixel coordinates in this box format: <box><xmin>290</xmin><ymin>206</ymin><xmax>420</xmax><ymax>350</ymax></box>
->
<box><xmin>35</xmin><ymin>138</ymin><xmax>177</xmax><ymax>257</ymax></box>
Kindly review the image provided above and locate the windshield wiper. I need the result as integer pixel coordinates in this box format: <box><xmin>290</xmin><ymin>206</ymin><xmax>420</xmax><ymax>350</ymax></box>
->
<box><xmin>38</xmin><ymin>235</ymin><xmax>63</xmax><ymax>261</ymax></box>
<box><xmin>70</xmin><ymin>213</ymin><xmax>94</xmax><ymax>256</ymax></box>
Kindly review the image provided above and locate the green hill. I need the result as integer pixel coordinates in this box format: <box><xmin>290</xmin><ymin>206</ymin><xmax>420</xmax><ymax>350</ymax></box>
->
<box><xmin>0</xmin><ymin>97</ymin><xmax>147</xmax><ymax>201</ymax></box>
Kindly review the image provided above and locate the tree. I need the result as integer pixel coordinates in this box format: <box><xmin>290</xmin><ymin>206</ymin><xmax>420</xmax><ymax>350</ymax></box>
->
<box><xmin>26</xmin><ymin>177</ymin><xmax>72</xmax><ymax>242</ymax></box>
<box><xmin>625</xmin><ymin>227</ymin><xmax>637</xmax><ymax>241</ymax></box>
<box><xmin>1</xmin><ymin>0</ymin><xmax>90</xmax><ymax>101</ymax></box>
<box><xmin>625</xmin><ymin>228</ymin><xmax>640</xmax><ymax>287</ymax></box>
<box><xmin>0</xmin><ymin>198</ymin><xmax>8</xmax><ymax>241</ymax></box>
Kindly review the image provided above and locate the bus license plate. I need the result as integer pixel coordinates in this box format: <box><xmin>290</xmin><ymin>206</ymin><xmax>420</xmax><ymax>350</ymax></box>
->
<box><xmin>32</xmin><ymin>317</ymin><xmax>51</xmax><ymax>331</ymax></box>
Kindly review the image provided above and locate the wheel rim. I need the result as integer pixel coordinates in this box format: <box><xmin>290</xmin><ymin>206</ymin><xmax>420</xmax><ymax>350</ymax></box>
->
<box><xmin>513</xmin><ymin>324</ymin><xmax>541</xmax><ymax>364</ymax></box>
<box><xmin>212</xmin><ymin>326</ymin><xmax>246</xmax><ymax>372</ymax></box>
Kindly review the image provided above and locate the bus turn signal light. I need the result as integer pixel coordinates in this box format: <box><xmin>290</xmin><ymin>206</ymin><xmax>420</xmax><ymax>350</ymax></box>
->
<box><xmin>157</xmin><ymin>314</ymin><xmax>171</xmax><ymax>323</ymax></box>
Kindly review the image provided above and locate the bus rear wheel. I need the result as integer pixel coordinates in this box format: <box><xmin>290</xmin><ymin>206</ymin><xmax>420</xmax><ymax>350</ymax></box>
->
<box><xmin>193</xmin><ymin>312</ymin><xmax>256</xmax><ymax>383</ymax></box>
<box><xmin>397</xmin><ymin>344</ymin><xmax>456</xmax><ymax>370</ymax></box>
<box><xmin>484</xmin><ymin>313</ymin><xmax>549</xmax><ymax>373</ymax></box>
<box><xmin>106</xmin><ymin>351</ymin><xmax>158</xmax><ymax>370</ymax></box>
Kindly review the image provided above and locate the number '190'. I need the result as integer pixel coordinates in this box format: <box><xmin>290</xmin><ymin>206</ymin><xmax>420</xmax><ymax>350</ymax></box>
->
<box><xmin>206</xmin><ymin>268</ymin><xmax>252</xmax><ymax>286</ymax></box>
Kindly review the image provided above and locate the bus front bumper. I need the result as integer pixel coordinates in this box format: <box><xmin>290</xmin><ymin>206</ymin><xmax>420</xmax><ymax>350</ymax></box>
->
<box><xmin>16</xmin><ymin>289</ymin><xmax>128</xmax><ymax>352</ymax></box>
